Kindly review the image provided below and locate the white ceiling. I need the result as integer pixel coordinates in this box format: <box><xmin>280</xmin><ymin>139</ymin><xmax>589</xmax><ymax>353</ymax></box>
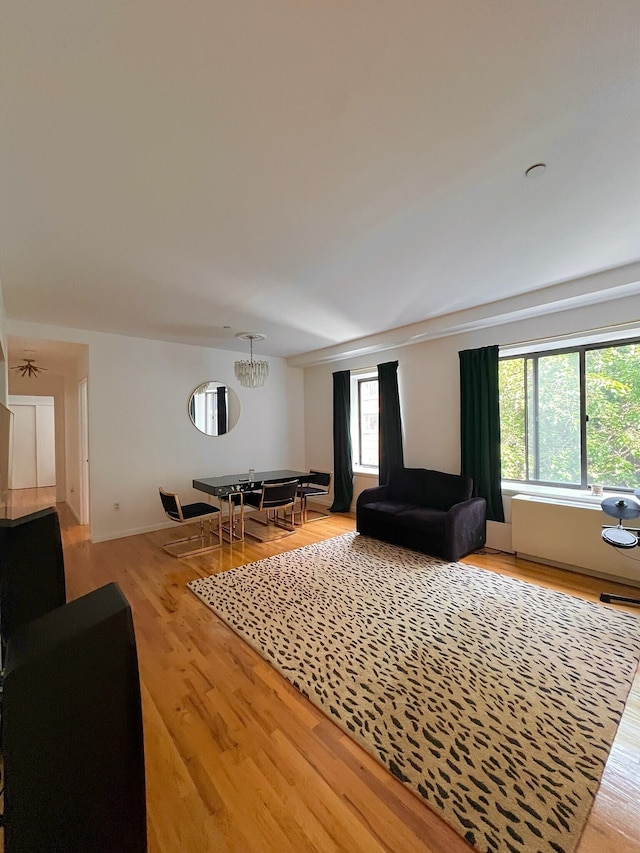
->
<box><xmin>1</xmin><ymin>1</ymin><xmax>640</xmax><ymax>360</ymax></box>
<box><xmin>7</xmin><ymin>335</ymin><xmax>87</xmax><ymax>377</ymax></box>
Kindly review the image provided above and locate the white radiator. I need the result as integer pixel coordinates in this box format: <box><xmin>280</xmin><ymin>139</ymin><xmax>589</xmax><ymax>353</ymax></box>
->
<box><xmin>511</xmin><ymin>494</ymin><xmax>640</xmax><ymax>588</ymax></box>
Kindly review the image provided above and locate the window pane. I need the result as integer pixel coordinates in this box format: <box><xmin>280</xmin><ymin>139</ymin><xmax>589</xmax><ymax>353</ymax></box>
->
<box><xmin>586</xmin><ymin>343</ymin><xmax>640</xmax><ymax>489</ymax></box>
<box><xmin>526</xmin><ymin>358</ymin><xmax>535</xmax><ymax>479</ymax></box>
<box><xmin>535</xmin><ymin>352</ymin><xmax>581</xmax><ymax>484</ymax></box>
<box><xmin>499</xmin><ymin>359</ymin><xmax>526</xmax><ymax>480</ymax></box>
<box><xmin>501</xmin><ymin>339</ymin><xmax>640</xmax><ymax>491</ymax></box>
<box><xmin>359</xmin><ymin>379</ymin><xmax>379</xmax><ymax>466</ymax></box>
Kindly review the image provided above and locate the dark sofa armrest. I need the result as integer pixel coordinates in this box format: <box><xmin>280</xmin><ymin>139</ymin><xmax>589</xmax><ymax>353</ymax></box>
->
<box><xmin>446</xmin><ymin>496</ymin><xmax>486</xmax><ymax>520</ymax></box>
<box><xmin>444</xmin><ymin>497</ymin><xmax>487</xmax><ymax>557</ymax></box>
<box><xmin>356</xmin><ymin>485</ymin><xmax>388</xmax><ymax>509</ymax></box>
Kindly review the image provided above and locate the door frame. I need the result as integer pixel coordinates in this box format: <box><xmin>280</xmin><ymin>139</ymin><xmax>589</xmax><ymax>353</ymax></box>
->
<box><xmin>79</xmin><ymin>378</ymin><xmax>90</xmax><ymax>526</ymax></box>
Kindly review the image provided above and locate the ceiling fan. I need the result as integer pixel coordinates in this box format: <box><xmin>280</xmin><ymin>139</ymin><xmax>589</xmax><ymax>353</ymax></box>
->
<box><xmin>11</xmin><ymin>357</ymin><xmax>47</xmax><ymax>378</ymax></box>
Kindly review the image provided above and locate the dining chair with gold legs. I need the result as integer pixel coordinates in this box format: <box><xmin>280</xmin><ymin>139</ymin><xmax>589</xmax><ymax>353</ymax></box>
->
<box><xmin>243</xmin><ymin>480</ymin><xmax>298</xmax><ymax>539</ymax></box>
<box><xmin>295</xmin><ymin>470</ymin><xmax>332</xmax><ymax>525</ymax></box>
<box><xmin>159</xmin><ymin>488</ymin><xmax>223</xmax><ymax>557</ymax></box>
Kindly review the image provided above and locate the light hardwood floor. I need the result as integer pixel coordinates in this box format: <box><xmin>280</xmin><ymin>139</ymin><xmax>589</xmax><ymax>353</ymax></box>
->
<box><xmin>7</xmin><ymin>488</ymin><xmax>640</xmax><ymax>853</ymax></box>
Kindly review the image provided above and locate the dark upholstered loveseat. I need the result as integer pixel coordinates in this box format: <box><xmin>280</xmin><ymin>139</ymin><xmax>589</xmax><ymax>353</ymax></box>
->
<box><xmin>356</xmin><ymin>467</ymin><xmax>486</xmax><ymax>561</ymax></box>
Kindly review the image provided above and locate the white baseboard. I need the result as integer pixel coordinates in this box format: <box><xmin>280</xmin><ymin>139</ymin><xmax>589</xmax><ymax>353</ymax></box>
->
<box><xmin>91</xmin><ymin>520</ymin><xmax>176</xmax><ymax>543</ymax></box>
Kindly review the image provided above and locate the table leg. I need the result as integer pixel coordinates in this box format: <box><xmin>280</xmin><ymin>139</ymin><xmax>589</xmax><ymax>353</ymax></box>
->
<box><xmin>219</xmin><ymin>492</ymin><xmax>245</xmax><ymax>543</ymax></box>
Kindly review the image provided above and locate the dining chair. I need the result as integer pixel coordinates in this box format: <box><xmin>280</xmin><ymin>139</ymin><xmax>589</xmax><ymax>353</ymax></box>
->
<box><xmin>243</xmin><ymin>480</ymin><xmax>298</xmax><ymax>533</ymax></box>
<box><xmin>158</xmin><ymin>488</ymin><xmax>223</xmax><ymax>557</ymax></box>
<box><xmin>295</xmin><ymin>470</ymin><xmax>332</xmax><ymax>524</ymax></box>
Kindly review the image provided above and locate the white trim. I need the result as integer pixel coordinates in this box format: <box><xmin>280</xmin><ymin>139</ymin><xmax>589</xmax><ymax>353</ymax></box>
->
<box><xmin>353</xmin><ymin>465</ymin><xmax>378</xmax><ymax>477</ymax></box>
<box><xmin>500</xmin><ymin>324</ymin><xmax>640</xmax><ymax>357</ymax></box>
<box><xmin>288</xmin><ymin>261</ymin><xmax>640</xmax><ymax>367</ymax></box>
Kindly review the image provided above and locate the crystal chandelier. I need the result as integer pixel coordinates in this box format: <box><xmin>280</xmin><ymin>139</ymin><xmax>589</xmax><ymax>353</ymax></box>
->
<box><xmin>234</xmin><ymin>333</ymin><xmax>269</xmax><ymax>388</ymax></box>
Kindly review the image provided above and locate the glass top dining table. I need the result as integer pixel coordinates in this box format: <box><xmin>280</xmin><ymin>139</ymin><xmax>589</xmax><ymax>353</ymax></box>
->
<box><xmin>193</xmin><ymin>469</ymin><xmax>309</xmax><ymax>498</ymax></box>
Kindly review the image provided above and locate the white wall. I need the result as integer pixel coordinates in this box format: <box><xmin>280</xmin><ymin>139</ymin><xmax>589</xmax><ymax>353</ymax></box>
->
<box><xmin>0</xmin><ymin>283</ymin><xmax>7</xmax><ymax>405</ymax></box>
<box><xmin>511</xmin><ymin>495</ymin><xmax>640</xmax><ymax>587</ymax></box>
<box><xmin>303</xmin><ymin>294</ymin><xmax>640</xmax><ymax>553</ymax></box>
<box><xmin>7</xmin><ymin>320</ymin><xmax>305</xmax><ymax>542</ymax></box>
<box><xmin>64</xmin><ymin>351</ymin><xmax>88</xmax><ymax>522</ymax></box>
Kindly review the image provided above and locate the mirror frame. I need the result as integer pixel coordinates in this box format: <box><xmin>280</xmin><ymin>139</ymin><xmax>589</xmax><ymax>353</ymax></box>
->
<box><xmin>188</xmin><ymin>381</ymin><xmax>241</xmax><ymax>436</ymax></box>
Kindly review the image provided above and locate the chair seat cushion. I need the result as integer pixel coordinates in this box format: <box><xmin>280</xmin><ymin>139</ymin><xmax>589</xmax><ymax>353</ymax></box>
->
<box><xmin>181</xmin><ymin>502</ymin><xmax>219</xmax><ymax>519</ymax></box>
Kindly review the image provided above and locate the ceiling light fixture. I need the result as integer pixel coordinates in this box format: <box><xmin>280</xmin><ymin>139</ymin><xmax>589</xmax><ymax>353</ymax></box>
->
<box><xmin>234</xmin><ymin>333</ymin><xmax>269</xmax><ymax>388</ymax></box>
<box><xmin>10</xmin><ymin>355</ymin><xmax>47</xmax><ymax>378</ymax></box>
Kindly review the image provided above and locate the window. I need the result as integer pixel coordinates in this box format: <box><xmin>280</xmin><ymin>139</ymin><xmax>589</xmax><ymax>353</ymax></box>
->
<box><xmin>350</xmin><ymin>371</ymin><xmax>378</xmax><ymax>469</ymax></box>
<box><xmin>500</xmin><ymin>339</ymin><xmax>640</xmax><ymax>490</ymax></box>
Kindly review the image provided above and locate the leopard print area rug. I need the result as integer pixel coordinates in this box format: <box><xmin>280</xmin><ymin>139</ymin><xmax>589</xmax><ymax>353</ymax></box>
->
<box><xmin>188</xmin><ymin>533</ymin><xmax>640</xmax><ymax>853</ymax></box>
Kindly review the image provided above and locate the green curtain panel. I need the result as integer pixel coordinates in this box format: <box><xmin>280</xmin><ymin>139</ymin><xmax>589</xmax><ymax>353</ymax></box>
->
<box><xmin>459</xmin><ymin>345</ymin><xmax>505</xmax><ymax>522</ymax></box>
<box><xmin>216</xmin><ymin>386</ymin><xmax>227</xmax><ymax>435</ymax></box>
<box><xmin>377</xmin><ymin>360</ymin><xmax>404</xmax><ymax>485</ymax></box>
<box><xmin>329</xmin><ymin>370</ymin><xmax>353</xmax><ymax>513</ymax></box>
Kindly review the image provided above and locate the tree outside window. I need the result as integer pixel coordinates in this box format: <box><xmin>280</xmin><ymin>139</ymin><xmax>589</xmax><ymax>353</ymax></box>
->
<box><xmin>500</xmin><ymin>340</ymin><xmax>640</xmax><ymax>490</ymax></box>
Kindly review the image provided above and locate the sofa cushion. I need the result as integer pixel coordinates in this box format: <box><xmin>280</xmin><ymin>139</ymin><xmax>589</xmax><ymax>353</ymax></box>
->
<box><xmin>360</xmin><ymin>500</ymin><xmax>417</xmax><ymax>516</ymax></box>
<box><xmin>395</xmin><ymin>507</ymin><xmax>447</xmax><ymax>531</ymax></box>
<box><xmin>422</xmin><ymin>470</ymin><xmax>473</xmax><ymax>510</ymax></box>
<box><xmin>387</xmin><ymin>467</ymin><xmax>472</xmax><ymax>511</ymax></box>
<box><xmin>387</xmin><ymin>469</ymin><xmax>429</xmax><ymax>504</ymax></box>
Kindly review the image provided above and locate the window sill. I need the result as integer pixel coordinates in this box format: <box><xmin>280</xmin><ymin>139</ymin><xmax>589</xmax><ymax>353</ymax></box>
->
<box><xmin>501</xmin><ymin>482</ymin><xmax>610</xmax><ymax>509</ymax></box>
<box><xmin>353</xmin><ymin>467</ymin><xmax>379</xmax><ymax>479</ymax></box>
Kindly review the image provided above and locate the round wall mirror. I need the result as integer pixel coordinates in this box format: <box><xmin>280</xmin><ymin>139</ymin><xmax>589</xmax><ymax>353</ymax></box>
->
<box><xmin>188</xmin><ymin>382</ymin><xmax>241</xmax><ymax>436</ymax></box>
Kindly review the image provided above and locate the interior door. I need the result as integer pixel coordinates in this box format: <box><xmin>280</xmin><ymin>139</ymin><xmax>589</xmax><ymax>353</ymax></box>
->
<box><xmin>79</xmin><ymin>378</ymin><xmax>90</xmax><ymax>525</ymax></box>
<box><xmin>8</xmin><ymin>397</ymin><xmax>56</xmax><ymax>489</ymax></box>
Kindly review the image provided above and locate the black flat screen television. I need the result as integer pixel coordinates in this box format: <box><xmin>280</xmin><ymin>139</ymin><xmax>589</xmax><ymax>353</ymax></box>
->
<box><xmin>2</xmin><ymin>582</ymin><xmax>147</xmax><ymax>853</ymax></box>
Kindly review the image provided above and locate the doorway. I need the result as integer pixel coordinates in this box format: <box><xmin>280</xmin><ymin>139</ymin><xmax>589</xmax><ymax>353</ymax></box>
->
<box><xmin>7</xmin><ymin>395</ymin><xmax>56</xmax><ymax>489</ymax></box>
<box><xmin>79</xmin><ymin>378</ymin><xmax>90</xmax><ymax>525</ymax></box>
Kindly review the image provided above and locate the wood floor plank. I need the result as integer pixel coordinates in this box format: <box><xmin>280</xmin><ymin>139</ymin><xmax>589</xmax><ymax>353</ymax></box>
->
<box><xmin>5</xmin><ymin>489</ymin><xmax>639</xmax><ymax>853</ymax></box>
